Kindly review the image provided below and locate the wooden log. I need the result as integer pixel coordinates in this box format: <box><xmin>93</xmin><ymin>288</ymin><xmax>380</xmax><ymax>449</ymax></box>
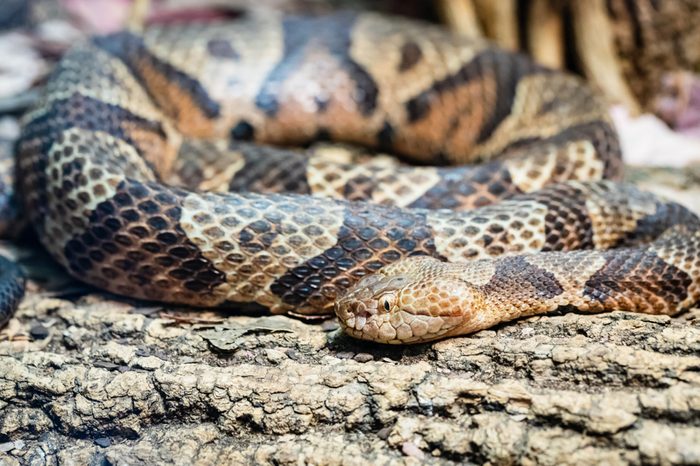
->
<box><xmin>527</xmin><ymin>0</ymin><xmax>564</xmax><ymax>68</ymax></box>
<box><xmin>570</xmin><ymin>0</ymin><xmax>640</xmax><ymax>112</ymax></box>
<box><xmin>473</xmin><ymin>0</ymin><xmax>519</xmax><ymax>50</ymax></box>
<box><xmin>435</xmin><ymin>0</ymin><xmax>484</xmax><ymax>38</ymax></box>
<box><xmin>127</xmin><ymin>0</ymin><xmax>151</xmax><ymax>31</ymax></box>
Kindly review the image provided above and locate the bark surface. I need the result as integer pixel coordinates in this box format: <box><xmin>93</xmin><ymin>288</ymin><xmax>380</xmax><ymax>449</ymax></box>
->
<box><xmin>1</xmin><ymin>244</ymin><xmax>699</xmax><ymax>465</ymax></box>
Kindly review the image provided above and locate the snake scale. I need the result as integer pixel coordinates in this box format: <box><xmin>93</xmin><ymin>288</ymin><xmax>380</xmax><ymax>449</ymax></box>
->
<box><xmin>1</xmin><ymin>11</ymin><xmax>698</xmax><ymax>344</ymax></box>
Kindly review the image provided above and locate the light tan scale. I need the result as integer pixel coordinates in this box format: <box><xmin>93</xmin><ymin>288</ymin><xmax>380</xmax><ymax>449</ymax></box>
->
<box><xmin>179</xmin><ymin>192</ymin><xmax>346</xmax><ymax>312</ymax></box>
<box><xmin>470</xmin><ymin>75</ymin><xmax>609</xmax><ymax>162</ymax></box>
<box><xmin>503</xmin><ymin>141</ymin><xmax>605</xmax><ymax>193</ymax></box>
<box><xmin>650</xmin><ymin>231</ymin><xmax>700</xmax><ymax>310</ymax></box>
<box><xmin>426</xmin><ymin>199</ymin><xmax>549</xmax><ymax>261</ymax></box>
<box><xmin>307</xmin><ymin>159</ymin><xmax>442</xmax><ymax>207</ymax></box>
<box><xmin>41</xmin><ymin>129</ymin><xmax>156</xmax><ymax>247</ymax></box>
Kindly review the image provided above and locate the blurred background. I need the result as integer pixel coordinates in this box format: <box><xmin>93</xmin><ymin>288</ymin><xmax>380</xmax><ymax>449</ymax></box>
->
<box><xmin>1</xmin><ymin>0</ymin><xmax>699</xmax><ymax>195</ymax></box>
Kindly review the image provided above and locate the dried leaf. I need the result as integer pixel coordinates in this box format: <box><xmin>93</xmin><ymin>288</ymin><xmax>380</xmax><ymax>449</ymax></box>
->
<box><xmin>197</xmin><ymin>316</ymin><xmax>296</xmax><ymax>352</ymax></box>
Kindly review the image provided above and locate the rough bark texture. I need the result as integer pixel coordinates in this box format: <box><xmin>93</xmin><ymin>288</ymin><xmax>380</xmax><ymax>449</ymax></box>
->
<box><xmin>1</xmin><ymin>235</ymin><xmax>700</xmax><ymax>464</ymax></box>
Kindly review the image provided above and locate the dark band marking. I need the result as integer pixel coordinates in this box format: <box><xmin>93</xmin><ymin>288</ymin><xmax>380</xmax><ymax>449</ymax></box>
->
<box><xmin>255</xmin><ymin>13</ymin><xmax>379</xmax><ymax>117</ymax></box>
<box><xmin>398</xmin><ymin>41</ymin><xmax>423</xmax><ymax>72</ymax></box>
<box><xmin>408</xmin><ymin>162</ymin><xmax>520</xmax><ymax>210</ymax></box>
<box><xmin>496</xmin><ymin>120</ymin><xmax>623</xmax><ymax>180</ymax></box>
<box><xmin>518</xmin><ymin>183</ymin><xmax>594</xmax><ymax>251</ymax></box>
<box><xmin>554</xmin><ymin>120</ymin><xmax>622</xmax><ymax>180</ymax></box>
<box><xmin>0</xmin><ymin>256</ymin><xmax>25</xmax><ymax>328</ymax></box>
<box><xmin>93</xmin><ymin>31</ymin><xmax>221</xmax><ymax>119</ymax></box>
<box><xmin>405</xmin><ymin>50</ymin><xmax>543</xmax><ymax>143</ymax></box>
<box><xmin>228</xmin><ymin>145</ymin><xmax>311</xmax><ymax>194</ymax></box>
<box><xmin>377</xmin><ymin>121</ymin><xmax>394</xmax><ymax>151</ymax></box>
<box><xmin>63</xmin><ymin>179</ymin><xmax>226</xmax><ymax>298</ymax></box>
<box><xmin>314</xmin><ymin>128</ymin><xmax>331</xmax><ymax>141</ymax></box>
<box><xmin>485</xmin><ymin>256</ymin><xmax>564</xmax><ymax>300</ymax></box>
<box><xmin>270</xmin><ymin>203</ymin><xmax>438</xmax><ymax>308</ymax></box>
<box><xmin>584</xmin><ymin>249</ymin><xmax>691</xmax><ymax>309</ymax></box>
<box><xmin>21</xmin><ymin>94</ymin><xmax>166</xmax><ymax>156</ymax></box>
<box><xmin>18</xmin><ymin>94</ymin><xmax>167</xmax><ymax>232</ymax></box>
<box><xmin>231</xmin><ymin>120</ymin><xmax>255</xmax><ymax>141</ymax></box>
<box><xmin>207</xmin><ymin>39</ymin><xmax>240</xmax><ymax>60</ymax></box>
<box><xmin>611</xmin><ymin>200</ymin><xmax>700</xmax><ymax>248</ymax></box>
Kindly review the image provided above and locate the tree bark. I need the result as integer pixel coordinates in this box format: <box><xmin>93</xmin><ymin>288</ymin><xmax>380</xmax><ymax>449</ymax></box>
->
<box><xmin>1</xmin><ymin>251</ymin><xmax>699</xmax><ymax>464</ymax></box>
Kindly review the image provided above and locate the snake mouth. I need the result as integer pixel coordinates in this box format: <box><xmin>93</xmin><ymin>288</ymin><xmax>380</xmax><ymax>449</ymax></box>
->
<box><xmin>334</xmin><ymin>262</ymin><xmax>491</xmax><ymax>343</ymax></box>
<box><xmin>335</xmin><ymin>297</ymin><xmax>465</xmax><ymax>344</ymax></box>
<box><xmin>334</xmin><ymin>298</ymin><xmax>377</xmax><ymax>333</ymax></box>
<box><xmin>339</xmin><ymin>311</ymin><xmax>467</xmax><ymax>344</ymax></box>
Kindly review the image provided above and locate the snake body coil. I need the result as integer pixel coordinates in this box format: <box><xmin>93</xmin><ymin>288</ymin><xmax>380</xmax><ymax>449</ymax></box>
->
<box><xmin>3</xmin><ymin>11</ymin><xmax>698</xmax><ymax>343</ymax></box>
<box><xmin>0</xmin><ymin>257</ymin><xmax>24</xmax><ymax>328</ymax></box>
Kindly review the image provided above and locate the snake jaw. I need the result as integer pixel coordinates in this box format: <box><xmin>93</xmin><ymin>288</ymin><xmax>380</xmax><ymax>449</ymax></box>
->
<box><xmin>335</xmin><ymin>270</ymin><xmax>482</xmax><ymax>344</ymax></box>
<box><xmin>335</xmin><ymin>276</ymin><xmax>383</xmax><ymax>335</ymax></box>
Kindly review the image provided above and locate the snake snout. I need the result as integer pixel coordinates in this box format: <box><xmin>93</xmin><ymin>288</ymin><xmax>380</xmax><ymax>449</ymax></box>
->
<box><xmin>336</xmin><ymin>270</ymin><xmax>488</xmax><ymax>344</ymax></box>
<box><xmin>335</xmin><ymin>294</ymin><xmax>378</xmax><ymax>332</ymax></box>
<box><xmin>334</xmin><ymin>273</ymin><xmax>407</xmax><ymax>333</ymax></box>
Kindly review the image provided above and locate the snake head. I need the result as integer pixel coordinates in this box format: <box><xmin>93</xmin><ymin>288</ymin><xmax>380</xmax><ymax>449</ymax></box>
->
<box><xmin>335</xmin><ymin>256</ymin><xmax>484</xmax><ymax>344</ymax></box>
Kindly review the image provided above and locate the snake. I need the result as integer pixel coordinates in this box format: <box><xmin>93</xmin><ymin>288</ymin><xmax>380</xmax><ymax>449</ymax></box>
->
<box><xmin>1</xmin><ymin>11</ymin><xmax>698</xmax><ymax>344</ymax></box>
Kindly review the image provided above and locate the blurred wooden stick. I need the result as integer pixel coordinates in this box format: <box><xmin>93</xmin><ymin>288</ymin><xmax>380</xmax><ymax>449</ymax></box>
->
<box><xmin>128</xmin><ymin>0</ymin><xmax>151</xmax><ymax>31</ymax></box>
<box><xmin>527</xmin><ymin>0</ymin><xmax>564</xmax><ymax>68</ymax></box>
<box><xmin>571</xmin><ymin>0</ymin><xmax>640</xmax><ymax>112</ymax></box>
<box><xmin>436</xmin><ymin>0</ymin><xmax>483</xmax><ymax>37</ymax></box>
<box><xmin>473</xmin><ymin>0</ymin><xmax>518</xmax><ymax>50</ymax></box>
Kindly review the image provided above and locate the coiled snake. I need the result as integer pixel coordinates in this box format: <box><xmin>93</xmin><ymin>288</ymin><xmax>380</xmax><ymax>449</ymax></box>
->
<box><xmin>2</xmin><ymin>12</ymin><xmax>699</xmax><ymax>343</ymax></box>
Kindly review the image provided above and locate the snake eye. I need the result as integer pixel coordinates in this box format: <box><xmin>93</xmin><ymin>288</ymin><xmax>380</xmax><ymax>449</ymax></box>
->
<box><xmin>379</xmin><ymin>293</ymin><xmax>396</xmax><ymax>312</ymax></box>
